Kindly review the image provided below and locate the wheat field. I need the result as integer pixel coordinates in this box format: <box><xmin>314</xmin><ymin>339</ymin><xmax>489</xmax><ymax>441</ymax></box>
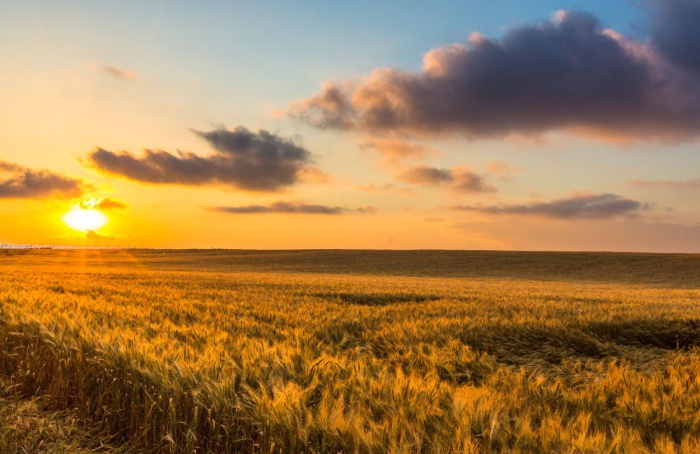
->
<box><xmin>1</xmin><ymin>249</ymin><xmax>699</xmax><ymax>453</ymax></box>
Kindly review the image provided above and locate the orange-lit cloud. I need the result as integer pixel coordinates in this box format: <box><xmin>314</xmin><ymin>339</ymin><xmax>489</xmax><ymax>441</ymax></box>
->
<box><xmin>451</xmin><ymin>193</ymin><xmax>648</xmax><ymax>219</ymax></box>
<box><xmin>291</xmin><ymin>9</ymin><xmax>700</xmax><ymax>142</ymax></box>
<box><xmin>79</xmin><ymin>197</ymin><xmax>128</xmax><ymax>210</ymax></box>
<box><xmin>0</xmin><ymin>161</ymin><xmax>87</xmax><ymax>199</ymax></box>
<box><xmin>357</xmin><ymin>183</ymin><xmax>412</xmax><ymax>194</ymax></box>
<box><xmin>94</xmin><ymin>197</ymin><xmax>128</xmax><ymax>210</ymax></box>
<box><xmin>485</xmin><ymin>161</ymin><xmax>522</xmax><ymax>175</ymax></box>
<box><xmin>359</xmin><ymin>137</ymin><xmax>437</xmax><ymax>164</ymax></box>
<box><xmin>297</xmin><ymin>167</ymin><xmax>330</xmax><ymax>184</ymax></box>
<box><xmin>86</xmin><ymin>126</ymin><xmax>319</xmax><ymax>191</ymax></box>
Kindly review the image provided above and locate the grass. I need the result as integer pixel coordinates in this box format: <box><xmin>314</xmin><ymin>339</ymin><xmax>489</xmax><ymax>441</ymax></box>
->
<box><xmin>0</xmin><ymin>249</ymin><xmax>699</xmax><ymax>452</ymax></box>
<box><xmin>0</xmin><ymin>377</ymin><xmax>126</xmax><ymax>453</ymax></box>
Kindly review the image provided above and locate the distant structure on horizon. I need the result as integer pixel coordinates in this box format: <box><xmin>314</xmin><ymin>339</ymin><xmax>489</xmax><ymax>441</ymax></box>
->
<box><xmin>0</xmin><ymin>243</ymin><xmax>125</xmax><ymax>250</ymax></box>
<box><xmin>0</xmin><ymin>243</ymin><xmax>50</xmax><ymax>249</ymax></box>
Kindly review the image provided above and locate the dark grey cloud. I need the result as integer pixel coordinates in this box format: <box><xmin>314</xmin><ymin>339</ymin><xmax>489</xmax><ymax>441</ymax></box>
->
<box><xmin>291</xmin><ymin>9</ymin><xmax>700</xmax><ymax>141</ymax></box>
<box><xmin>651</xmin><ymin>0</ymin><xmax>700</xmax><ymax>73</ymax></box>
<box><xmin>397</xmin><ymin>165</ymin><xmax>496</xmax><ymax>193</ymax></box>
<box><xmin>451</xmin><ymin>193</ymin><xmax>648</xmax><ymax>219</ymax></box>
<box><xmin>213</xmin><ymin>201</ymin><xmax>345</xmax><ymax>215</ymax></box>
<box><xmin>86</xmin><ymin>126</ymin><xmax>316</xmax><ymax>191</ymax></box>
<box><xmin>0</xmin><ymin>161</ymin><xmax>86</xmax><ymax>199</ymax></box>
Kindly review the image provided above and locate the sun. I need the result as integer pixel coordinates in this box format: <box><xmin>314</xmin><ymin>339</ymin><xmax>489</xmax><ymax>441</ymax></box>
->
<box><xmin>62</xmin><ymin>205</ymin><xmax>108</xmax><ymax>232</ymax></box>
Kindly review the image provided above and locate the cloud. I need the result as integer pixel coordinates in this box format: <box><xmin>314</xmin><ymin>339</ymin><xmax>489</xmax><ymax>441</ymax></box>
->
<box><xmin>396</xmin><ymin>165</ymin><xmax>496</xmax><ymax>193</ymax></box>
<box><xmin>451</xmin><ymin>193</ymin><xmax>648</xmax><ymax>219</ymax></box>
<box><xmin>650</xmin><ymin>0</ymin><xmax>700</xmax><ymax>73</ymax></box>
<box><xmin>355</xmin><ymin>205</ymin><xmax>379</xmax><ymax>214</ymax></box>
<box><xmin>397</xmin><ymin>165</ymin><xmax>452</xmax><ymax>185</ymax></box>
<box><xmin>485</xmin><ymin>161</ymin><xmax>521</xmax><ymax>175</ymax></box>
<box><xmin>630</xmin><ymin>178</ymin><xmax>700</xmax><ymax>189</ymax></box>
<box><xmin>484</xmin><ymin>160</ymin><xmax>522</xmax><ymax>181</ymax></box>
<box><xmin>212</xmin><ymin>201</ymin><xmax>345</xmax><ymax>215</ymax></box>
<box><xmin>91</xmin><ymin>198</ymin><xmax>127</xmax><ymax>210</ymax></box>
<box><xmin>359</xmin><ymin>137</ymin><xmax>437</xmax><ymax>164</ymax></box>
<box><xmin>297</xmin><ymin>167</ymin><xmax>330</xmax><ymax>184</ymax></box>
<box><xmin>86</xmin><ymin>126</ymin><xmax>317</xmax><ymax>191</ymax></box>
<box><xmin>212</xmin><ymin>201</ymin><xmax>379</xmax><ymax>215</ymax></box>
<box><xmin>291</xmin><ymin>9</ymin><xmax>700</xmax><ymax>142</ymax></box>
<box><xmin>0</xmin><ymin>161</ymin><xmax>87</xmax><ymax>199</ymax></box>
<box><xmin>101</xmin><ymin>65</ymin><xmax>137</xmax><ymax>80</ymax></box>
<box><xmin>85</xmin><ymin>229</ymin><xmax>113</xmax><ymax>240</ymax></box>
<box><xmin>357</xmin><ymin>183</ymin><xmax>413</xmax><ymax>194</ymax></box>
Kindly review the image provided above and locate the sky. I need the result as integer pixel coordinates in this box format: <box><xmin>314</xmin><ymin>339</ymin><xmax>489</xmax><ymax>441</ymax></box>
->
<box><xmin>1</xmin><ymin>0</ymin><xmax>700</xmax><ymax>252</ymax></box>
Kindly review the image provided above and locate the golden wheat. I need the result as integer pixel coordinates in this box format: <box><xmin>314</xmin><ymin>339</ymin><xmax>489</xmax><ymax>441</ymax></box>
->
<box><xmin>0</xmin><ymin>249</ymin><xmax>699</xmax><ymax>452</ymax></box>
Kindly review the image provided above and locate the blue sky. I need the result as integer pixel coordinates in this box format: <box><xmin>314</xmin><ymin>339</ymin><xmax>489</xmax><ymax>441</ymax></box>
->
<box><xmin>1</xmin><ymin>1</ymin><xmax>699</xmax><ymax>251</ymax></box>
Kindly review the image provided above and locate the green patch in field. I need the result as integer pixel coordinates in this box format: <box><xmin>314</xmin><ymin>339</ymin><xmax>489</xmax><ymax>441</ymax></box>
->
<box><xmin>0</xmin><ymin>378</ymin><xmax>126</xmax><ymax>453</ymax></box>
<box><xmin>309</xmin><ymin>291</ymin><xmax>442</xmax><ymax>306</ymax></box>
<box><xmin>587</xmin><ymin>319</ymin><xmax>700</xmax><ymax>350</ymax></box>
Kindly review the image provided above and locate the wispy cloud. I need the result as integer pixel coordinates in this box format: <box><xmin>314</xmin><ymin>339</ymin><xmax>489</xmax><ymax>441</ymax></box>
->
<box><xmin>86</xmin><ymin>229</ymin><xmax>114</xmax><ymax>240</ymax></box>
<box><xmin>630</xmin><ymin>178</ymin><xmax>700</xmax><ymax>189</ymax></box>
<box><xmin>485</xmin><ymin>161</ymin><xmax>522</xmax><ymax>174</ymax></box>
<box><xmin>212</xmin><ymin>201</ymin><xmax>339</xmax><ymax>215</ymax></box>
<box><xmin>101</xmin><ymin>65</ymin><xmax>137</xmax><ymax>80</ymax></box>
<box><xmin>0</xmin><ymin>161</ymin><xmax>87</xmax><ymax>199</ymax></box>
<box><xmin>86</xmin><ymin>126</ymin><xmax>320</xmax><ymax>192</ymax></box>
<box><xmin>355</xmin><ymin>205</ymin><xmax>379</xmax><ymax>214</ymax></box>
<box><xmin>79</xmin><ymin>197</ymin><xmax>127</xmax><ymax>210</ymax></box>
<box><xmin>297</xmin><ymin>167</ymin><xmax>330</xmax><ymax>184</ymax></box>
<box><xmin>397</xmin><ymin>165</ymin><xmax>496</xmax><ymax>193</ymax></box>
<box><xmin>100</xmin><ymin>65</ymin><xmax>138</xmax><ymax>80</ymax></box>
<box><xmin>359</xmin><ymin>137</ymin><xmax>437</xmax><ymax>165</ymax></box>
<box><xmin>291</xmin><ymin>6</ymin><xmax>700</xmax><ymax>142</ymax></box>
<box><xmin>357</xmin><ymin>183</ymin><xmax>413</xmax><ymax>194</ymax></box>
<box><xmin>211</xmin><ymin>201</ymin><xmax>378</xmax><ymax>215</ymax></box>
<box><xmin>450</xmin><ymin>193</ymin><xmax>649</xmax><ymax>219</ymax></box>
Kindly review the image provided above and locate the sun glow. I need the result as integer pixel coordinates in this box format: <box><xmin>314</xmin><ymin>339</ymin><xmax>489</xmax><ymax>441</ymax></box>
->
<box><xmin>62</xmin><ymin>204</ymin><xmax>108</xmax><ymax>232</ymax></box>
